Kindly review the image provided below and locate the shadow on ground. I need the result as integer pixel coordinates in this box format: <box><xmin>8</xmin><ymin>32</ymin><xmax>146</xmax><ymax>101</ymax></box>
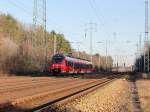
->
<box><xmin>0</xmin><ymin>104</ymin><xmax>78</xmax><ymax>112</ymax></box>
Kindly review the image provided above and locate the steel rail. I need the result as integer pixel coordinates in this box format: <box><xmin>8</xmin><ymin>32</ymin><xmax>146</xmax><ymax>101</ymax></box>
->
<box><xmin>31</xmin><ymin>77</ymin><xmax>116</xmax><ymax>112</ymax></box>
<box><xmin>0</xmin><ymin>75</ymin><xmax>121</xmax><ymax>112</ymax></box>
<box><xmin>14</xmin><ymin>76</ymin><xmax>118</xmax><ymax>111</ymax></box>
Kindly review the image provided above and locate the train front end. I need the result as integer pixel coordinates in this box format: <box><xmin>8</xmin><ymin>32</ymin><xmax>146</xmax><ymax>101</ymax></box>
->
<box><xmin>49</xmin><ymin>54</ymin><xmax>67</xmax><ymax>74</ymax></box>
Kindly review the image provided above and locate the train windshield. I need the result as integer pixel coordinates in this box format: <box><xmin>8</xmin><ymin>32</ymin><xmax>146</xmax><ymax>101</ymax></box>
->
<box><xmin>52</xmin><ymin>54</ymin><xmax>64</xmax><ymax>63</ymax></box>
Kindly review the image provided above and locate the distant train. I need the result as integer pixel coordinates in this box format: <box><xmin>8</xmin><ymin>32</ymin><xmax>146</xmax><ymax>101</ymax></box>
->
<box><xmin>49</xmin><ymin>54</ymin><xmax>93</xmax><ymax>74</ymax></box>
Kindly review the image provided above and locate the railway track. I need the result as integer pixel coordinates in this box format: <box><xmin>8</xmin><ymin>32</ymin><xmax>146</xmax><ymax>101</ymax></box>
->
<box><xmin>0</xmin><ymin>74</ymin><xmax>120</xmax><ymax>112</ymax></box>
<box><xmin>31</xmin><ymin>78</ymin><xmax>116</xmax><ymax>112</ymax></box>
<box><xmin>0</xmin><ymin>75</ymin><xmax>81</xmax><ymax>88</ymax></box>
<box><xmin>0</xmin><ymin>78</ymin><xmax>79</xmax><ymax>93</ymax></box>
<box><xmin>0</xmin><ymin>79</ymin><xmax>91</xmax><ymax>104</ymax></box>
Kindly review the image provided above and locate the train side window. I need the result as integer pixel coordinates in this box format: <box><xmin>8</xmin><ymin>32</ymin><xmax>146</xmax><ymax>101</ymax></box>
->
<box><xmin>74</xmin><ymin>63</ymin><xmax>76</xmax><ymax>69</ymax></box>
<box><xmin>75</xmin><ymin>63</ymin><xmax>78</xmax><ymax>69</ymax></box>
<box><xmin>78</xmin><ymin>64</ymin><xmax>80</xmax><ymax>69</ymax></box>
<box><xmin>71</xmin><ymin>61</ymin><xmax>73</xmax><ymax>67</ymax></box>
<box><xmin>67</xmin><ymin>61</ymin><xmax>72</xmax><ymax>67</ymax></box>
<box><xmin>90</xmin><ymin>64</ymin><xmax>92</xmax><ymax>69</ymax></box>
<box><xmin>66</xmin><ymin>61</ymin><xmax>70</xmax><ymax>66</ymax></box>
<box><xmin>75</xmin><ymin>63</ymin><xmax>77</xmax><ymax>69</ymax></box>
<box><xmin>69</xmin><ymin>61</ymin><xmax>71</xmax><ymax>66</ymax></box>
<box><xmin>69</xmin><ymin>61</ymin><xmax>72</xmax><ymax>66</ymax></box>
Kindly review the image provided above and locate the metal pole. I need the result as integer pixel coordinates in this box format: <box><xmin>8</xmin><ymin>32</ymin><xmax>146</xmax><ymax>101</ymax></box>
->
<box><xmin>85</xmin><ymin>23</ymin><xmax>97</xmax><ymax>63</ymax></box>
<box><xmin>90</xmin><ymin>25</ymin><xmax>93</xmax><ymax>63</ymax></box>
<box><xmin>105</xmin><ymin>40</ymin><xmax>108</xmax><ymax>71</ymax></box>
<box><xmin>144</xmin><ymin>0</ymin><xmax>149</xmax><ymax>72</ymax></box>
<box><xmin>77</xmin><ymin>43</ymin><xmax>80</xmax><ymax>57</ymax></box>
<box><xmin>136</xmin><ymin>43</ymin><xmax>139</xmax><ymax>71</ymax></box>
<box><xmin>97</xmin><ymin>42</ymin><xmax>103</xmax><ymax>72</ymax></box>
<box><xmin>139</xmin><ymin>34</ymin><xmax>142</xmax><ymax>71</ymax></box>
<box><xmin>43</xmin><ymin>0</ymin><xmax>47</xmax><ymax>70</ymax></box>
<box><xmin>99</xmin><ymin>54</ymin><xmax>101</xmax><ymax>71</ymax></box>
<box><xmin>32</xmin><ymin>0</ymin><xmax>37</xmax><ymax>65</ymax></box>
<box><xmin>54</xmin><ymin>34</ymin><xmax>57</xmax><ymax>55</ymax></box>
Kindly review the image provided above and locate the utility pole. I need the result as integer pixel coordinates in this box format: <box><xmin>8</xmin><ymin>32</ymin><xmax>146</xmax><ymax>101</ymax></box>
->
<box><xmin>98</xmin><ymin>54</ymin><xmax>101</xmax><ymax>71</ymax></box>
<box><xmin>139</xmin><ymin>34</ymin><xmax>142</xmax><ymax>54</ymax></box>
<box><xmin>33</xmin><ymin>0</ymin><xmax>47</xmax><ymax>71</ymax></box>
<box><xmin>144</xmin><ymin>0</ymin><xmax>149</xmax><ymax>72</ymax></box>
<box><xmin>32</xmin><ymin>0</ymin><xmax>38</xmax><ymax>65</ymax></box>
<box><xmin>136</xmin><ymin>43</ymin><xmax>139</xmax><ymax>71</ymax></box>
<box><xmin>139</xmin><ymin>34</ymin><xmax>142</xmax><ymax>71</ymax></box>
<box><xmin>53</xmin><ymin>32</ymin><xmax>57</xmax><ymax>55</ymax></box>
<box><xmin>75</xmin><ymin>42</ymin><xmax>82</xmax><ymax>58</ymax></box>
<box><xmin>117</xmin><ymin>61</ymin><xmax>119</xmax><ymax>72</ymax></box>
<box><xmin>97</xmin><ymin>41</ymin><xmax>108</xmax><ymax>71</ymax></box>
<box><xmin>97</xmin><ymin>42</ymin><xmax>103</xmax><ymax>72</ymax></box>
<box><xmin>85</xmin><ymin>22</ymin><xmax>97</xmax><ymax>63</ymax></box>
<box><xmin>70</xmin><ymin>42</ymin><xmax>82</xmax><ymax>57</ymax></box>
<box><xmin>77</xmin><ymin>45</ymin><xmax>80</xmax><ymax>57</ymax></box>
<box><xmin>105</xmin><ymin>40</ymin><xmax>108</xmax><ymax>71</ymax></box>
<box><xmin>43</xmin><ymin>0</ymin><xmax>47</xmax><ymax>70</ymax></box>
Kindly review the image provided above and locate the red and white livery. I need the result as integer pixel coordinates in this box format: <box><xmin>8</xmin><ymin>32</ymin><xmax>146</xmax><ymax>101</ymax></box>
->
<box><xmin>49</xmin><ymin>54</ymin><xmax>93</xmax><ymax>74</ymax></box>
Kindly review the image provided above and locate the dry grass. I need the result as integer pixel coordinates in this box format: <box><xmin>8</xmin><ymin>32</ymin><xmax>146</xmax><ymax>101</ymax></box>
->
<box><xmin>137</xmin><ymin>80</ymin><xmax>150</xmax><ymax>112</ymax></box>
<box><xmin>63</xmin><ymin>79</ymin><xmax>132</xmax><ymax>112</ymax></box>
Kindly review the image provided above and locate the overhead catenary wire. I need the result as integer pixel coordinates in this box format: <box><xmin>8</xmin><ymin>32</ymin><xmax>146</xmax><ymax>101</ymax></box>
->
<box><xmin>8</xmin><ymin>0</ymin><xmax>45</xmax><ymax>26</ymax></box>
<box><xmin>8</xmin><ymin>0</ymin><xmax>32</xmax><ymax>17</ymax></box>
<box><xmin>88</xmin><ymin>0</ymin><xmax>105</xmax><ymax>27</ymax></box>
<box><xmin>87</xmin><ymin>0</ymin><xmax>113</xmax><ymax>48</ymax></box>
<box><xmin>7</xmin><ymin>0</ymin><xmax>64</xmax><ymax>33</ymax></box>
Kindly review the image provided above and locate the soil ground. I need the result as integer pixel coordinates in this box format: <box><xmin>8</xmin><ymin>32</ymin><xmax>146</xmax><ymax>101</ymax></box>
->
<box><xmin>62</xmin><ymin>79</ymin><xmax>132</xmax><ymax>112</ymax></box>
<box><xmin>137</xmin><ymin>80</ymin><xmax>150</xmax><ymax>112</ymax></box>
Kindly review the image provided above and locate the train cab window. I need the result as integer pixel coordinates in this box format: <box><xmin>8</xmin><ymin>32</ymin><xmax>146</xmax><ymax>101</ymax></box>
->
<box><xmin>52</xmin><ymin>54</ymin><xmax>64</xmax><ymax>63</ymax></box>
<box><xmin>66</xmin><ymin>61</ymin><xmax>73</xmax><ymax>67</ymax></box>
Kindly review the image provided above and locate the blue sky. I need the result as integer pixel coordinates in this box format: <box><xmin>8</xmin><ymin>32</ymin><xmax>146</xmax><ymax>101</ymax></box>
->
<box><xmin>0</xmin><ymin>0</ymin><xmax>146</xmax><ymax>66</ymax></box>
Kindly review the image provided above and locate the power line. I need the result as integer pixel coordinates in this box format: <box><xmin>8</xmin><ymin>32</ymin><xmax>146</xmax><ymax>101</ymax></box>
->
<box><xmin>13</xmin><ymin>0</ymin><xmax>31</xmax><ymax>11</ymax></box>
<box><xmin>8</xmin><ymin>0</ymin><xmax>62</xmax><ymax>32</ymax></box>
<box><xmin>88</xmin><ymin>0</ymin><xmax>105</xmax><ymax>27</ymax></box>
<box><xmin>88</xmin><ymin>0</ymin><xmax>112</xmax><ymax>38</ymax></box>
<box><xmin>8</xmin><ymin>0</ymin><xmax>46</xmax><ymax>26</ymax></box>
<box><xmin>8</xmin><ymin>0</ymin><xmax>32</xmax><ymax>17</ymax></box>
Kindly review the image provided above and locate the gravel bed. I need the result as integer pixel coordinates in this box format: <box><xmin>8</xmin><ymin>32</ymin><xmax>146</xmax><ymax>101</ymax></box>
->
<box><xmin>137</xmin><ymin>80</ymin><xmax>150</xmax><ymax>112</ymax></box>
<box><xmin>59</xmin><ymin>79</ymin><xmax>132</xmax><ymax>112</ymax></box>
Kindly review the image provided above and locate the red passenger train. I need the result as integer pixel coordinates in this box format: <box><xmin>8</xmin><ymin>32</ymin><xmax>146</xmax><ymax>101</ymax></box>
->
<box><xmin>49</xmin><ymin>54</ymin><xmax>93</xmax><ymax>74</ymax></box>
